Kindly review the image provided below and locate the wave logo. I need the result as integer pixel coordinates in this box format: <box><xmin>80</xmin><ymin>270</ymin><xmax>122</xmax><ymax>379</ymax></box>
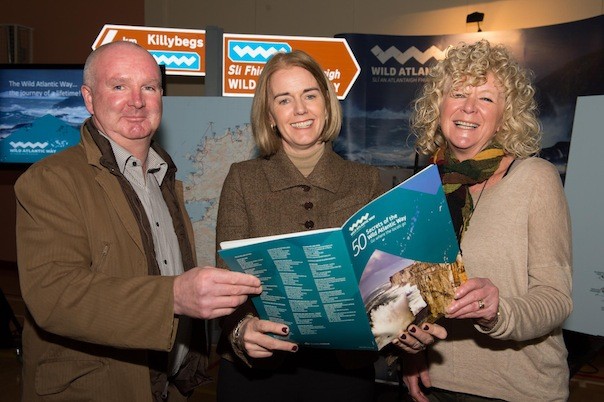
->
<box><xmin>228</xmin><ymin>41</ymin><xmax>291</xmax><ymax>63</ymax></box>
<box><xmin>10</xmin><ymin>141</ymin><xmax>49</xmax><ymax>150</ymax></box>
<box><xmin>371</xmin><ymin>45</ymin><xmax>446</xmax><ymax>65</ymax></box>
<box><xmin>151</xmin><ymin>51</ymin><xmax>200</xmax><ymax>71</ymax></box>
<box><xmin>349</xmin><ymin>213</ymin><xmax>370</xmax><ymax>233</ymax></box>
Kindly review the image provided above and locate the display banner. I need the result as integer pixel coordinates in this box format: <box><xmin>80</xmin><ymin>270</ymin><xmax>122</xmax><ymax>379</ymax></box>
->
<box><xmin>335</xmin><ymin>15</ymin><xmax>603</xmax><ymax>173</ymax></box>
<box><xmin>563</xmin><ymin>95</ymin><xmax>604</xmax><ymax>337</ymax></box>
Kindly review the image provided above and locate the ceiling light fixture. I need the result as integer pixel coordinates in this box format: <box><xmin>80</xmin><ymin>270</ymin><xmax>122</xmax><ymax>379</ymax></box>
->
<box><xmin>466</xmin><ymin>12</ymin><xmax>484</xmax><ymax>32</ymax></box>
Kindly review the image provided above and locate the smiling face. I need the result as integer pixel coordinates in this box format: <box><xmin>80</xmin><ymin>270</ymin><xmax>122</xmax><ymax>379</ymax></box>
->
<box><xmin>439</xmin><ymin>73</ymin><xmax>505</xmax><ymax>161</ymax></box>
<box><xmin>81</xmin><ymin>43</ymin><xmax>163</xmax><ymax>155</ymax></box>
<box><xmin>267</xmin><ymin>66</ymin><xmax>327</xmax><ymax>156</ymax></box>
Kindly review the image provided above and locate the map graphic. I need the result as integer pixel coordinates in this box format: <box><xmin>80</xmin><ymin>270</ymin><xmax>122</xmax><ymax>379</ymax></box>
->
<box><xmin>159</xmin><ymin>97</ymin><xmax>256</xmax><ymax>267</ymax></box>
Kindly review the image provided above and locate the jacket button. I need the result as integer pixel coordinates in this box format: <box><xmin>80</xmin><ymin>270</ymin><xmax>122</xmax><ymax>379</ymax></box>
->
<box><xmin>304</xmin><ymin>202</ymin><xmax>313</xmax><ymax>210</ymax></box>
<box><xmin>304</xmin><ymin>220</ymin><xmax>314</xmax><ymax>229</ymax></box>
<box><xmin>301</xmin><ymin>185</ymin><xmax>311</xmax><ymax>192</ymax></box>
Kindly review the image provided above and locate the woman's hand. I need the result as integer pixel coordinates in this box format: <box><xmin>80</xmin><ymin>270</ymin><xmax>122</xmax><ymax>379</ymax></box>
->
<box><xmin>402</xmin><ymin>352</ymin><xmax>432</xmax><ymax>402</ymax></box>
<box><xmin>392</xmin><ymin>323</ymin><xmax>447</xmax><ymax>354</ymax></box>
<box><xmin>446</xmin><ymin>277</ymin><xmax>500</xmax><ymax>330</ymax></box>
<box><xmin>235</xmin><ymin>316</ymin><xmax>298</xmax><ymax>359</ymax></box>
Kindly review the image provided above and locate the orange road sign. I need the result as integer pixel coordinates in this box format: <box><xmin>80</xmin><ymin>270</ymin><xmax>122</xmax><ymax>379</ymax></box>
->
<box><xmin>223</xmin><ymin>34</ymin><xmax>360</xmax><ymax>99</ymax></box>
<box><xmin>92</xmin><ymin>24</ymin><xmax>206</xmax><ymax>76</ymax></box>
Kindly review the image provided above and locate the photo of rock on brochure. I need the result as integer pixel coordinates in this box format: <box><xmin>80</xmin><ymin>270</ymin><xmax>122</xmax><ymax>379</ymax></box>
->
<box><xmin>359</xmin><ymin>250</ymin><xmax>466</xmax><ymax>350</ymax></box>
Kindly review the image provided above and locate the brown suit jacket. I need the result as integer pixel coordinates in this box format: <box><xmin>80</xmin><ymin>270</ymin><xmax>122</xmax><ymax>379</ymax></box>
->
<box><xmin>15</xmin><ymin>120</ymin><xmax>207</xmax><ymax>401</ymax></box>
<box><xmin>215</xmin><ymin>145</ymin><xmax>384</xmax><ymax>370</ymax></box>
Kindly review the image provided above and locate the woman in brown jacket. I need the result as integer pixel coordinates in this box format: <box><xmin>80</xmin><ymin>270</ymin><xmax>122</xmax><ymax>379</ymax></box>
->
<box><xmin>215</xmin><ymin>50</ymin><xmax>445</xmax><ymax>402</ymax></box>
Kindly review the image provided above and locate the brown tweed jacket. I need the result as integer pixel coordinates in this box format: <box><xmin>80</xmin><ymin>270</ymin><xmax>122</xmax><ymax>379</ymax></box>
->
<box><xmin>215</xmin><ymin>145</ymin><xmax>384</xmax><ymax>370</ymax></box>
<box><xmin>16</xmin><ymin>119</ymin><xmax>207</xmax><ymax>401</ymax></box>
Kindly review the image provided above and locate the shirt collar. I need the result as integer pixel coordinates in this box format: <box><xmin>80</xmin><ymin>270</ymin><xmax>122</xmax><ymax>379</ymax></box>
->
<box><xmin>99</xmin><ymin>131</ymin><xmax>168</xmax><ymax>184</ymax></box>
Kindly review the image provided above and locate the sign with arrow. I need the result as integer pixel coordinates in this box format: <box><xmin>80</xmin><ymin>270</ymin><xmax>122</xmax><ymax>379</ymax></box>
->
<box><xmin>223</xmin><ymin>33</ymin><xmax>360</xmax><ymax>99</ymax></box>
<box><xmin>92</xmin><ymin>24</ymin><xmax>206</xmax><ymax>76</ymax></box>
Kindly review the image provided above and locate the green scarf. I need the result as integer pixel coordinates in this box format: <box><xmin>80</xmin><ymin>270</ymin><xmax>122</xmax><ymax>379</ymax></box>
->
<box><xmin>433</xmin><ymin>144</ymin><xmax>505</xmax><ymax>244</ymax></box>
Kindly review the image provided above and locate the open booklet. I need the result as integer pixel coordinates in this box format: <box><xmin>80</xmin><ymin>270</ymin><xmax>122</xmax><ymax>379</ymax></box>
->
<box><xmin>218</xmin><ymin>164</ymin><xmax>466</xmax><ymax>351</ymax></box>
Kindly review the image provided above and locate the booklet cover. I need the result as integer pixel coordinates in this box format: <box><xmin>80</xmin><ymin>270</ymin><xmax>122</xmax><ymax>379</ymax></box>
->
<box><xmin>218</xmin><ymin>164</ymin><xmax>464</xmax><ymax>350</ymax></box>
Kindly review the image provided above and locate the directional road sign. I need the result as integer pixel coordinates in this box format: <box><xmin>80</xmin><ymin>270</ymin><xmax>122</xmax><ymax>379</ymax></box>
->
<box><xmin>92</xmin><ymin>24</ymin><xmax>206</xmax><ymax>76</ymax></box>
<box><xmin>223</xmin><ymin>34</ymin><xmax>360</xmax><ymax>99</ymax></box>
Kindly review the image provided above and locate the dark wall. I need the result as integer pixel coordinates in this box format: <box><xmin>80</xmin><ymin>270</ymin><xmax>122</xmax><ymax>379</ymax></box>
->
<box><xmin>1</xmin><ymin>0</ymin><xmax>144</xmax><ymax>326</ymax></box>
<box><xmin>1</xmin><ymin>0</ymin><xmax>145</xmax><ymax>262</ymax></box>
<box><xmin>4</xmin><ymin>1</ymin><xmax>144</xmax><ymax>64</ymax></box>
<box><xmin>0</xmin><ymin>170</ymin><xmax>21</xmax><ymax>262</ymax></box>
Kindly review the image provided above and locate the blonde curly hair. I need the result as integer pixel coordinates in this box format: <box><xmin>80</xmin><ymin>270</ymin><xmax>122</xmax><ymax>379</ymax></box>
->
<box><xmin>411</xmin><ymin>39</ymin><xmax>541</xmax><ymax>158</ymax></box>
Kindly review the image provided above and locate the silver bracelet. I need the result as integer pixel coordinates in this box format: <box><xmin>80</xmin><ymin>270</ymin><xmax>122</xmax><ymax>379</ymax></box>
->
<box><xmin>479</xmin><ymin>306</ymin><xmax>501</xmax><ymax>331</ymax></box>
<box><xmin>232</xmin><ymin>314</ymin><xmax>254</xmax><ymax>348</ymax></box>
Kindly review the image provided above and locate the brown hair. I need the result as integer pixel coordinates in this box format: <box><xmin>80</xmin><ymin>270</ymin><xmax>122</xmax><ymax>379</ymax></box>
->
<box><xmin>251</xmin><ymin>50</ymin><xmax>342</xmax><ymax>156</ymax></box>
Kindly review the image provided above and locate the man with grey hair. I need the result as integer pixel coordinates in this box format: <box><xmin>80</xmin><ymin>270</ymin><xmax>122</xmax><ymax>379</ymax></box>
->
<box><xmin>16</xmin><ymin>41</ymin><xmax>261</xmax><ymax>401</ymax></box>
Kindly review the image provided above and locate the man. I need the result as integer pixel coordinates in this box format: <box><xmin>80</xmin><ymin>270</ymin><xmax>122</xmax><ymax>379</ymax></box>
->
<box><xmin>15</xmin><ymin>41</ymin><xmax>262</xmax><ymax>401</ymax></box>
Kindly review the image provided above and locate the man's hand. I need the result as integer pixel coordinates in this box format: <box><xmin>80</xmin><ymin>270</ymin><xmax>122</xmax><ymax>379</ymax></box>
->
<box><xmin>173</xmin><ymin>267</ymin><xmax>262</xmax><ymax>319</ymax></box>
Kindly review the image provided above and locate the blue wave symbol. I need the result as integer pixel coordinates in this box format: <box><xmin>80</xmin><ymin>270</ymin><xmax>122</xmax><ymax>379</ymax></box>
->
<box><xmin>349</xmin><ymin>213</ymin><xmax>370</xmax><ymax>232</ymax></box>
<box><xmin>150</xmin><ymin>51</ymin><xmax>200</xmax><ymax>70</ymax></box>
<box><xmin>10</xmin><ymin>141</ymin><xmax>49</xmax><ymax>150</ymax></box>
<box><xmin>228</xmin><ymin>41</ymin><xmax>291</xmax><ymax>63</ymax></box>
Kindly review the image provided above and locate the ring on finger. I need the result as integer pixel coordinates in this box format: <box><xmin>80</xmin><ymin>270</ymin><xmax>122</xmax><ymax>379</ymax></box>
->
<box><xmin>477</xmin><ymin>299</ymin><xmax>485</xmax><ymax>309</ymax></box>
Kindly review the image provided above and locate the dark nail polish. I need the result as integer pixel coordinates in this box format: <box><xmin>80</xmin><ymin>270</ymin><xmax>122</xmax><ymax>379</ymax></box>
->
<box><xmin>410</xmin><ymin>326</ymin><xmax>416</xmax><ymax>333</ymax></box>
<box><xmin>282</xmin><ymin>327</ymin><xmax>288</xmax><ymax>334</ymax></box>
<box><xmin>400</xmin><ymin>334</ymin><xmax>407</xmax><ymax>340</ymax></box>
<box><xmin>423</xmin><ymin>324</ymin><xmax>429</xmax><ymax>331</ymax></box>
<box><xmin>292</xmin><ymin>345</ymin><xmax>298</xmax><ymax>352</ymax></box>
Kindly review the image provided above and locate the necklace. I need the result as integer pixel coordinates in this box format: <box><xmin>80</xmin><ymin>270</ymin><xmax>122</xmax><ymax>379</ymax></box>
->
<box><xmin>471</xmin><ymin>177</ymin><xmax>489</xmax><ymax>213</ymax></box>
<box><xmin>459</xmin><ymin>177</ymin><xmax>489</xmax><ymax>241</ymax></box>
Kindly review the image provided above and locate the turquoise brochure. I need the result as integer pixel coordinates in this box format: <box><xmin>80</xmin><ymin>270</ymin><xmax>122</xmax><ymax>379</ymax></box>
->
<box><xmin>218</xmin><ymin>164</ymin><xmax>461</xmax><ymax>351</ymax></box>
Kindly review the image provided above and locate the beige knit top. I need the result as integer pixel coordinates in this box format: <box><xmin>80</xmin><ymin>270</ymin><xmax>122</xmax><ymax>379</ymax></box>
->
<box><xmin>427</xmin><ymin>157</ymin><xmax>573</xmax><ymax>401</ymax></box>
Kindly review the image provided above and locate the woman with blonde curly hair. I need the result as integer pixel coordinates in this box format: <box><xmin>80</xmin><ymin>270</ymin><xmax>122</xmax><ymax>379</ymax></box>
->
<box><xmin>404</xmin><ymin>39</ymin><xmax>572</xmax><ymax>402</ymax></box>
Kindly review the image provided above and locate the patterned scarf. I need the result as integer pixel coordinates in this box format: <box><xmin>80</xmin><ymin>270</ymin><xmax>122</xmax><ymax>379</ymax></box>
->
<box><xmin>433</xmin><ymin>144</ymin><xmax>505</xmax><ymax>244</ymax></box>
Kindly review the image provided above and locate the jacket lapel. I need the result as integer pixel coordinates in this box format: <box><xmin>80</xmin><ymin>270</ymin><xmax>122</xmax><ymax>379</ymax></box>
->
<box><xmin>81</xmin><ymin>120</ymin><xmax>146</xmax><ymax>254</ymax></box>
<box><xmin>307</xmin><ymin>146</ymin><xmax>346</xmax><ymax>192</ymax></box>
<box><xmin>262</xmin><ymin>144</ymin><xmax>345</xmax><ymax>193</ymax></box>
<box><xmin>95</xmin><ymin>171</ymin><xmax>146</xmax><ymax>254</ymax></box>
<box><xmin>262</xmin><ymin>149</ymin><xmax>307</xmax><ymax>191</ymax></box>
